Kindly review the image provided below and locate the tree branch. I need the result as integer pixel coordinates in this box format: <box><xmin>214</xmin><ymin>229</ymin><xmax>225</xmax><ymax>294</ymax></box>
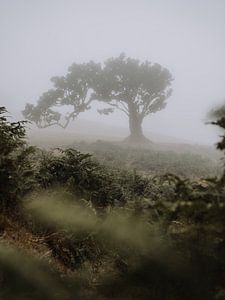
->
<box><xmin>107</xmin><ymin>102</ymin><xmax>129</xmax><ymax>116</ymax></box>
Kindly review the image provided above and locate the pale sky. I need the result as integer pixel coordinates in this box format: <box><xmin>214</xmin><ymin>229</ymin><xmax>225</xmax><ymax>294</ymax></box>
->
<box><xmin>1</xmin><ymin>0</ymin><xmax>225</xmax><ymax>144</ymax></box>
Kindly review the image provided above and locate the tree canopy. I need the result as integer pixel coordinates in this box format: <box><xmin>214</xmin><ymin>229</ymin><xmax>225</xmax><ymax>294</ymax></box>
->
<box><xmin>93</xmin><ymin>54</ymin><xmax>173</xmax><ymax>142</ymax></box>
<box><xmin>23</xmin><ymin>62</ymin><xmax>100</xmax><ymax>128</ymax></box>
<box><xmin>23</xmin><ymin>54</ymin><xmax>173</xmax><ymax>143</ymax></box>
<box><xmin>211</xmin><ymin>103</ymin><xmax>225</xmax><ymax>184</ymax></box>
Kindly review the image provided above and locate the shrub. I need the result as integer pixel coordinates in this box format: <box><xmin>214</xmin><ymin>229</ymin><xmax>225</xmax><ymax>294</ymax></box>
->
<box><xmin>0</xmin><ymin>107</ymin><xmax>35</xmax><ymax>213</ymax></box>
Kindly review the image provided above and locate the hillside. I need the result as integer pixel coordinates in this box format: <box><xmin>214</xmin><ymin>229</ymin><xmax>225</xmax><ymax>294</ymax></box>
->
<box><xmin>1</xmin><ymin>107</ymin><xmax>225</xmax><ymax>300</ymax></box>
<box><xmin>25</xmin><ymin>120</ymin><xmax>222</xmax><ymax>179</ymax></box>
<box><xmin>26</xmin><ymin>119</ymin><xmax>220</xmax><ymax>156</ymax></box>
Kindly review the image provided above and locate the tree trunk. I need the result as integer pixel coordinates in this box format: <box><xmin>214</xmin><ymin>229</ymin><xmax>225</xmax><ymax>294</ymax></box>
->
<box><xmin>124</xmin><ymin>104</ymin><xmax>151</xmax><ymax>144</ymax></box>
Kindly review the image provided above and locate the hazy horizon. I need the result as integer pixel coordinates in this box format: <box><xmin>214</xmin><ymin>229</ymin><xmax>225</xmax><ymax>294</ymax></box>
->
<box><xmin>1</xmin><ymin>0</ymin><xmax>225</xmax><ymax>145</ymax></box>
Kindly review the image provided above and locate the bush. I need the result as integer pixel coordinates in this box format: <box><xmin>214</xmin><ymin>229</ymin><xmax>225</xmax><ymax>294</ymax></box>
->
<box><xmin>0</xmin><ymin>107</ymin><xmax>36</xmax><ymax>213</ymax></box>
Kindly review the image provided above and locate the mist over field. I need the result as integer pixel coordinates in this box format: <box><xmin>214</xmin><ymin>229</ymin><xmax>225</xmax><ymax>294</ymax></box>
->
<box><xmin>1</xmin><ymin>0</ymin><xmax>225</xmax><ymax>145</ymax></box>
<box><xmin>1</xmin><ymin>1</ymin><xmax>225</xmax><ymax>300</ymax></box>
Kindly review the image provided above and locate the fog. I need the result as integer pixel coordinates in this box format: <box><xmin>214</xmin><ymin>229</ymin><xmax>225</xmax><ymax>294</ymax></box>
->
<box><xmin>1</xmin><ymin>0</ymin><xmax>225</xmax><ymax>145</ymax></box>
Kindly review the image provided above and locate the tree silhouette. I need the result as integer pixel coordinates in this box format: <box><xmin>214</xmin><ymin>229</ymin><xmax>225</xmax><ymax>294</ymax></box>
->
<box><xmin>93</xmin><ymin>54</ymin><xmax>173</xmax><ymax>143</ymax></box>
<box><xmin>23</xmin><ymin>62</ymin><xmax>100</xmax><ymax>128</ymax></box>
<box><xmin>211</xmin><ymin>103</ymin><xmax>225</xmax><ymax>184</ymax></box>
<box><xmin>23</xmin><ymin>54</ymin><xmax>173</xmax><ymax>143</ymax></box>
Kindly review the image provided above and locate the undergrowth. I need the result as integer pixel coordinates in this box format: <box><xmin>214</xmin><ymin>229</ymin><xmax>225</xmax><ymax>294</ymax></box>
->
<box><xmin>0</xmin><ymin>106</ymin><xmax>225</xmax><ymax>300</ymax></box>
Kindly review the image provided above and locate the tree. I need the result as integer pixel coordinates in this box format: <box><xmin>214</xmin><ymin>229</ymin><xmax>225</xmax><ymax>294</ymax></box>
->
<box><xmin>93</xmin><ymin>54</ymin><xmax>173</xmax><ymax>143</ymax></box>
<box><xmin>211</xmin><ymin>104</ymin><xmax>225</xmax><ymax>151</ymax></box>
<box><xmin>23</xmin><ymin>54</ymin><xmax>173</xmax><ymax>143</ymax></box>
<box><xmin>23</xmin><ymin>62</ymin><xmax>100</xmax><ymax>128</ymax></box>
<box><xmin>211</xmin><ymin>103</ymin><xmax>225</xmax><ymax>184</ymax></box>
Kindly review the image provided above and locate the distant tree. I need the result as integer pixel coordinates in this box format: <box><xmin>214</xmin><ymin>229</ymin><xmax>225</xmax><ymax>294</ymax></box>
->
<box><xmin>23</xmin><ymin>62</ymin><xmax>100</xmax><ymax>128</ymax></box>
<box><xmin>211</xmin><ymin>103</ymin><xmax>225</xmax><ymax>184</ymax></box>
<box><xmin>23</xmin><ymin>54</ymin><xmax>173</xmax><ymax>143</ymax></box>
<box><xmin>211</xmin><ymin>104</ymin><xmax>225</xmax><ymax>151</ymax></box>
<box><xmin>93</xmin><ymin>54</ymin><xmax>173</xmax><ymax>143</ymax></box>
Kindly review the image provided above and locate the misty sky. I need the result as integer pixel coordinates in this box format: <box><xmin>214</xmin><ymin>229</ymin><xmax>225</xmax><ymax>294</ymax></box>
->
<box><xmin>1</xmin><ymin>0</ymin><xmax>225</xmax><ymax>144</ymax></box>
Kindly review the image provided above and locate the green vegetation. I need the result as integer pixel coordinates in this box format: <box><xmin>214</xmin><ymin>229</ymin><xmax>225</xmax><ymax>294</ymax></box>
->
<box><xmin>1</xmin><ymin>106</ymin><xmax>225</xmax><ymax>299</ymax></box>
<box><xmin>0</xmin><ymin>107</ymin><xmax>35</xmax><ymax>213</ymax></box>
<box><xmin>72</xmin><ymin>140</ymin><xmax>221</xmax><ymax>178</ymax></box>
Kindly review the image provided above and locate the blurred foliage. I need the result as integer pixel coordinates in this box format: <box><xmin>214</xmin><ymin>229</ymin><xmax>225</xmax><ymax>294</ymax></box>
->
<box><xmin>1</xmin><ymin>106</ymin><xmax>225</xmax><ymax>299</ymax></box>
<box><xmin>0</xmin><ymin>244</ymin><xmax>79</xmax><ymax>300</ymax></box>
